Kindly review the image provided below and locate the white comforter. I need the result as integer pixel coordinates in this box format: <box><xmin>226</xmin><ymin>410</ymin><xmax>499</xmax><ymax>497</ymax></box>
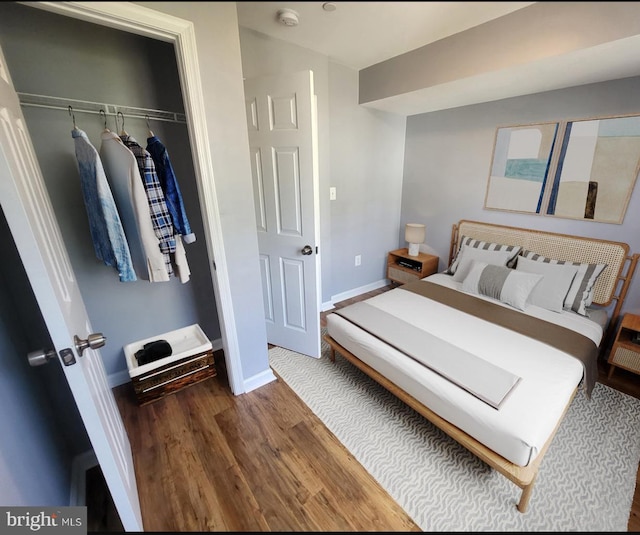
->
<box><xmin>326</xmin><ymin>273</ymin><xmax>603</xmax><ymax>467</ymax></box>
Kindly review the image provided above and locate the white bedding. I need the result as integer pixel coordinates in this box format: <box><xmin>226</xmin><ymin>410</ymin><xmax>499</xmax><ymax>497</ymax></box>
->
<box><xmin>326</xmin><ymin>273</ymin><xmax>604</xmax><ymax>467</ymax></box>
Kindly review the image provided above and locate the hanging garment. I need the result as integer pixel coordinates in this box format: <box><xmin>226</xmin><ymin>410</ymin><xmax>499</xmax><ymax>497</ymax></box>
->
<box><xmin>173</xmin><ymin>236</ymin><xmax>191</xmax><ymax>284</ymax></box>
<box><xmin>100</xmin><ymin>129</ymin><xmax>170</xmax><ymax>282</ymax></box>
<box><xmin>146</xmin><ymin>135</ymin><xmax>196</xmax><ymax>244</ymax></box>
<box><xmin>120</xmin><ymin>134</ymin><xmax>176</xmax><ymax>276</ymax></box>
<box><xmin>71</xmin><ymin>127</ymin><xmax>136</xmax><ymax>282</ymax></box>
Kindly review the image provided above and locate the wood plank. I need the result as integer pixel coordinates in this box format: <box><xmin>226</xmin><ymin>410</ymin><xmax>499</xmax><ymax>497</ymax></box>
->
<box><xmin>113</xmin><ymin>354</ymin><xmax>418</xmax><ymax>532</ymax></box>
<box><xmin>95</xmin><ymin>287</ymin><xmax>640</xmax><ymax>532</ymax></box>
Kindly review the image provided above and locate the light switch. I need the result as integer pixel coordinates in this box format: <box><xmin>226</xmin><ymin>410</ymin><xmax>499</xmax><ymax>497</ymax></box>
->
<box><xmin>329</xmin><ymin>186</ymin><xmax>337</xmax><ymax>200</ymax></box>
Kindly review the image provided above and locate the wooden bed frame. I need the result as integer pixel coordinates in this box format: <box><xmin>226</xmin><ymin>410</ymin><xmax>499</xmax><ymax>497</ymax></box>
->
<box><xmin>323</xmin><ymin>220</ymin><xmax>638</xmax><ymax>513</ymax></box>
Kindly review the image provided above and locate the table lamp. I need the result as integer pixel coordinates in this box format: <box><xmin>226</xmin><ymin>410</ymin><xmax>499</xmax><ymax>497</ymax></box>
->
<box><xmin>405</xmin><ymin>223</ymin><xmax>426</xmax><ymax>257</ymax></box>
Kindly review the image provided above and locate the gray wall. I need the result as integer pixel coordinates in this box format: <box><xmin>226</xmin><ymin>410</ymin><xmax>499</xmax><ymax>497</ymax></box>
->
<box><xmin>327</xmin><ymin>61</ymin><xmax>406</xmax><ymax>298</ymax></box>
<box><xmin>0</xmin><ymin>209</ymin><xmax>90</xmax><ymax>506</ymax></box>
<box><xmin>144</xmin><ymin>2</ymin><xmax>270</xmax><ymax>383</ymax></box>
<box><xmin>238</xmin><ymin>27</ymin><xmax>406</xmax><ymax>305</ymax></box>
<box><xmin>0</xmin><ymin>0</ymin><xmax>271</xmax><ymax>506</ymax></box>
<box><xmin>402</xmin><ymin>75</ymin><xmax>640</xmax><ymax>317</ymax></box>
<box><xmin>0</xmin><ymin>3</ymin><xmax>220</xmax><ymax>379</ymax></box>
<box><xmin>359</xmin><ymin>2</ymin><xmax>640</xmax><ymax>106</ymax></box>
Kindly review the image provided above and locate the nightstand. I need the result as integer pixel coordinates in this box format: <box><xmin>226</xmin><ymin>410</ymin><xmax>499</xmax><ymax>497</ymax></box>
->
<box><xmin>607</xmin><ymin>313</ymin><xmax>640</xmax><ymax>379</ymax></box>
<box><xmin>387</xmin><ymin>248</ymin><xmax>439</xmax><ymax>285</ymax></box>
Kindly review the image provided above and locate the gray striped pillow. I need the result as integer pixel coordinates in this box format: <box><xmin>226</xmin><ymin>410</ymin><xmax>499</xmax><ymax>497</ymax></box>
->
<box><xmin>519</xmin><ymin>250</ymin><xmax>607</xmax><ymax>316</ymax></box>
<box><xmin>447</xmin><ymin>236</ymin><xmax>521</xmax><ymax>275</ymax></box>
<box><xmin>461</xmin><ymin>261</ymin><xmax>542</xmax><ymax>310</ymax></box>
<box><xmin>515</xmin><ymin>255</ymin><xmax>579</xmax><ymax>313</ymax></box>
<box><xmin>462</xmin><ymin>260</ymin><xmax>543</xmax><ymax>310</ymax></box>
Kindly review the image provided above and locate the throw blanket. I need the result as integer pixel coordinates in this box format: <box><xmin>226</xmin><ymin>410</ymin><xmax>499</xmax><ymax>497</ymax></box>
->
<box><xmin>335</xmin><ymin>301</ymin><xmax>522</xmax><ymax>409</ymax></box>
<box><xmin>400</xmin><ymin>280</ymin><xmax>598</xmax><ymax>397</ymax></box>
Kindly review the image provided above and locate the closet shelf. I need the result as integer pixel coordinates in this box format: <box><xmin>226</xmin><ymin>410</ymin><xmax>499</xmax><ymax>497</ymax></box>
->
<box><xmin>17</xmin><ymin>92</ymin><xmax>187</xmax><ymax>124</ymax></box>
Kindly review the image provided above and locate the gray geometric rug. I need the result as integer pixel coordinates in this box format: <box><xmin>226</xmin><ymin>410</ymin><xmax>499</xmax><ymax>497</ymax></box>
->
<box><xmin>269</xmin><ymin>338</ymin><xmax>640</xmax><ymax>531</ymax></box>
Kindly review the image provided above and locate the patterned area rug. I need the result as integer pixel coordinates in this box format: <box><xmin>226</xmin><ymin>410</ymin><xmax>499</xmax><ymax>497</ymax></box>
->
<box><xmin>269</xmin><ymin>337</ymin><xmax>640</xmax><ymax>531</ymax></box>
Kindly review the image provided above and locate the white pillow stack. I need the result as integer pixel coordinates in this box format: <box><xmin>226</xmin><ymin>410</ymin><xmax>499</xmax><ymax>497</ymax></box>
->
<box><xmin>461</xmin><ymin>260</ymin><xmax>543</xmax><ymax>311</ymax></box>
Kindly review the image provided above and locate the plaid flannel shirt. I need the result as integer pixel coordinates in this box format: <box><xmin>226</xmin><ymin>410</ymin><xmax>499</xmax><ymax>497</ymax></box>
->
<box><xmin>121</xmin><ymin>135</ymin><xmax>176</xmax><ymax>275</ymax></box>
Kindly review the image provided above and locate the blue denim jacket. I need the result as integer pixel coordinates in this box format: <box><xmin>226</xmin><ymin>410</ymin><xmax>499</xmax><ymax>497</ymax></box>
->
<box><xmin>146</xmin><ymin>135</ymin><xmax>196</xmax><ymax>244</ymax></box>
<box><xmin>72</xmin><ymin>128</ymin><xmax>136</xmax><ymax>282</ymax></box>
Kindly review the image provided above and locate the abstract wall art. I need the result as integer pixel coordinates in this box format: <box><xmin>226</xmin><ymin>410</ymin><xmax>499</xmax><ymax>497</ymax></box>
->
<box><xmin>484</xmin><ymin>114</ymin><xmax>640</xmax><ymax>224</ymax></box>
<box><xmin>546</xmin><ymin>115</ymin><xmax>640</xmax><ymax>224</ymax></box>
<box><xmin>484</xmin><ymin>122</ymin><xmax>559</xmax><ymax>214</ymax></box>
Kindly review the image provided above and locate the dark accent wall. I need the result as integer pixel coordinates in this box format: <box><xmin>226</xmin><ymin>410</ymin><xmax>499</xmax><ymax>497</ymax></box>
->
<box><xmin>0</xmin><ymin>3</ymin><xmax>221</xmax><ymax>379</ymax></box>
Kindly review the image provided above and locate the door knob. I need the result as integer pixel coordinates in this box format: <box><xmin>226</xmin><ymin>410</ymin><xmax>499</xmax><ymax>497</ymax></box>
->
<box><xmin>301</xmin><ymin>245</ymin><xmax>313</xmax><ymax>255</ymax></box>
<box><xmin>74</xmin><ymin>332</ymin><xmax>106</xmax><ymax>357</ymax></box>
<box><xmin>27</xmin><ymin>348</ymin><xmax>57</xmax><ymax>367</ymax></box>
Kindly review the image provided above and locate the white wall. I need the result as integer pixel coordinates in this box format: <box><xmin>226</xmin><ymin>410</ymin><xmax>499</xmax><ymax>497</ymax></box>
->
<box><xmin>402</xmin><ymin>76</ymin><xmax>640</xmax><ymax>316</ymax></box>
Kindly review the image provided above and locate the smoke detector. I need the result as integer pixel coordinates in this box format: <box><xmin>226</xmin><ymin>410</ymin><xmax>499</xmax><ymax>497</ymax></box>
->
<box><xmin>277</xmin><ymin>8</ymin><xmax>299</xmax><ymax>27</ymax></box>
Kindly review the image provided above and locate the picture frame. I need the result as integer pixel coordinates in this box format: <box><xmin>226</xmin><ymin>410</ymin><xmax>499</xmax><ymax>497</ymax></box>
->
<box><xmin>545</xmin><ymin>114</ymin><xmax>640</xmax><ymax>224</ymax></box>
<box><xmin>484</xmin><ymin>122</ymin><xmax>559</xmax><ymax>214</ymax></box>
<box><xmin>484</xmin><ymin>114</ymin><xmax>640</xmax><ymax>224</ymax></box>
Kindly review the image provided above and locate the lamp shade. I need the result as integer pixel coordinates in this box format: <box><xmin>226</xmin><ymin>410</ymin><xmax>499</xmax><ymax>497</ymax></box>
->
<box><xmin>405</xmin><ymin>223</ymin><xmax>426</xmax><ymax>257</ymax></box>
<box><xmin>405</xmin><ymin>223</ymin><xmax>426</xmax><ymax>244</ymax></box>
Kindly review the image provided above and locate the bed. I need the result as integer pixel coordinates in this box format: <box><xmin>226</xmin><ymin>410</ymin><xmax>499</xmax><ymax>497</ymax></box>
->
<box><xmin>324</xmin><ymin>220</ymin><xmax>639</xmax><ymax>513</ymax></box>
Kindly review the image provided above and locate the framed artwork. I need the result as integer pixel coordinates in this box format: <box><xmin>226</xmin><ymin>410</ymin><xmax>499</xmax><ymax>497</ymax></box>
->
<box><xmin>484</xmin><ymin>122</ymin><xmax>559</xmax><ymax>214</ymax></box>
<box><xmin>546</xmin><ymin>115</ymin><xmax>640</xmax><ymax>223</ymax></box>
<box><xmin>484</xmin><ymin>114</ymin><xmax>640</xmax><ymax>224</ymax></box>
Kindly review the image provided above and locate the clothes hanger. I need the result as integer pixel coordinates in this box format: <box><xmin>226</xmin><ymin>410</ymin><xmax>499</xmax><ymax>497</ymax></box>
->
<box><xmin>68</xmin><ymin>105</ymin><xmax>78</xmax><ymax>130</ymax></box>
<box><xmin>117</xmin><ymin>111</ymin><xmax>129</xmax><ymax>136</ymax></box>
<box><xmin>145</xmin><ymin>115</ymin><xmax>154</xmax><ymax>137</ymax></box>
<box><xmin>99</xmin><ymin>109</ymin><xmax>110</xmax><ymax>132</ymax></box>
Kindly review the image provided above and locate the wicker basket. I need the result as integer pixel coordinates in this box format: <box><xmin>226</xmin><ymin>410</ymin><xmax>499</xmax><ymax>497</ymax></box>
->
<box><xmin>124</xmin><ymin>324</ymin><xmax>216</xmax><ymax>405</ymax></box>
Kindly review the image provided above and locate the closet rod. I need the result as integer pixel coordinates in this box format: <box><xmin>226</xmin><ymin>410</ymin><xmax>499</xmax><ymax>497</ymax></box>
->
<box><xmin>17</xmin><ymin>92</ymin><xmax>187</xmax><ymax>124</ymax></box>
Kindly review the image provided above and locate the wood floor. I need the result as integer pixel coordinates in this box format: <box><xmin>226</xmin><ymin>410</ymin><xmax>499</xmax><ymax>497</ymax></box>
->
<box><xmin>89</xmin><ymin>284</ymin><xmax>640</xmax><ymax>532</ymax></box>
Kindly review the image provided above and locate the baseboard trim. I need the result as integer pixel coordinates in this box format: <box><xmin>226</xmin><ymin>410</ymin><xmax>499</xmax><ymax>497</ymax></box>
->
<box><xmin>329</xmin><ymin>279</ymin><xmax>389</xmax><ymax>307</ymax></box>
<box><xmin>321</xmin><ymin>301</ymin><xmax>335</xmax><ymax>312</ymax></box>
<box><xmin>69</xmin><ymin>449</ymin><xmax>98</xmax><ymax>506</ymax></box>
<box><xmin>243</xmin><ymin>367</ymin><xmax>277</xmax><ymax>394</ymax></box>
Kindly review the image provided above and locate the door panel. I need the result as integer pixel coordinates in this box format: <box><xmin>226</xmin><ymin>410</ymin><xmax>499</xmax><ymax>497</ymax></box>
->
<box><xmin>245</xmin><ymin>70</ymin><xmax>321</xmax><ymax>358</ymax></box>
<box><xmin>0</xmin><ymin>44</ymin><xmax>143</xmax><ymax>531</ymax></box>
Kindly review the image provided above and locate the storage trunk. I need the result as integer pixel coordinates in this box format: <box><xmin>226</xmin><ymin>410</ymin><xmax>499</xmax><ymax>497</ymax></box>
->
<box><xmin>124</xmin><ymin>324</ymin><xmax>215</xmax><ymax>405</ymax></box>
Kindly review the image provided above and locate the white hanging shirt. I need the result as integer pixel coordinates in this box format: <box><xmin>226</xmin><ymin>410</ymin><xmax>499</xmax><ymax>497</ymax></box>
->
<box><xmin>99</xmin><ymin>129</ymin><xmax>170</xmax><ymax>282</ymax></box>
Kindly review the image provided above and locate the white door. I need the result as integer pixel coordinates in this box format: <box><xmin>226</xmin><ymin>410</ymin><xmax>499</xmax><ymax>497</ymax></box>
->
<box><xmin>0</xmin><ymin>45</ymin><xmax>143</xmax><ymax>531</ymax></box>
<box><xmin>245</xmin><ymin>70</ymin><xmax>321</xmax><ymax>358</ymax></box>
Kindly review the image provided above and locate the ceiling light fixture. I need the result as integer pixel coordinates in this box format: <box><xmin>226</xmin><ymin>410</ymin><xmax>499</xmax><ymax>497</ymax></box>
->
<box><xmin>276</xmin><ymin>8</ymin><xmax>299</xmax><ymax>27</ymax></box>
<box><xmin>322</xmin><ymin>2</ymin><xmax>337</xmax><ymax>11</ymax></box>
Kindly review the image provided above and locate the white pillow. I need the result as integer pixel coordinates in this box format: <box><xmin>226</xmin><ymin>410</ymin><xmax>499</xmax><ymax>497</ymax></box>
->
<box><xmin>519</xmin><ymin>250</ymin><xmax>607</xmax><ymax>316</ymax></box>
<box><xmin>515</xmin><ymin>255</ymin><xmax>578</xmax><ymax>313</ymax></box>
<box><xmin>462</xmin><ymin>260</ymin><xmax>543</xmax><ymax>311</ymax></box>
<box><xmin>451</xmin><ymin>246</ymin><xmax>514</xmax><ymax>282</ymax></box>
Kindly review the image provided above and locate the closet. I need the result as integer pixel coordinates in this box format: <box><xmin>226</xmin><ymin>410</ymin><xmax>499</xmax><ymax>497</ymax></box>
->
<box><xmin>0</xmin><ymin>3</ymin><xmax>222</xmax><ymax>381</ymax></box>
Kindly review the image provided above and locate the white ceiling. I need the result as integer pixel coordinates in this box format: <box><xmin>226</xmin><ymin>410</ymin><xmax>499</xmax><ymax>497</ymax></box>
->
<box><xmin>236</xmin><ymin>1</ymin><xmax>534</xmax><ymax>70</ymax></box>
<box><xmin>236</xmin><ymin>1</ymin><xmax>640</xmax><ymax>116</ymax></box>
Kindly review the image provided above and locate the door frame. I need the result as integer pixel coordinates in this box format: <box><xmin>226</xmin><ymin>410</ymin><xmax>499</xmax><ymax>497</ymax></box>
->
<box><xmin>28</xmin><ymin>1</ymin><xmax>244</xmax><ymax>393</ymax></box>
